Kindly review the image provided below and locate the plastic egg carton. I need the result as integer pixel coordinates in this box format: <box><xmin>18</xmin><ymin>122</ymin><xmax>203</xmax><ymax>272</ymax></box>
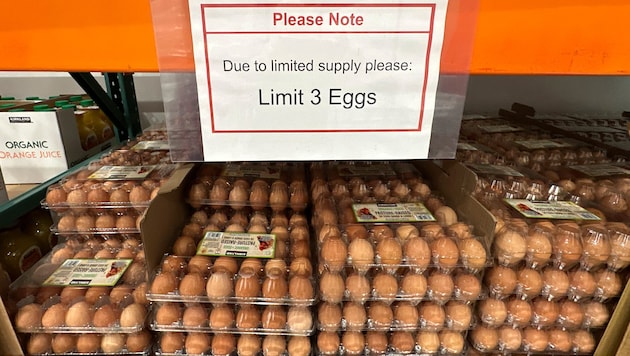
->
<box><xmin>315</xmin><ymin>329</ymin><xmax>469</xmax><ymax>355</ymax></box>
<box><xmin>559</xmin><ymin>175</ymin><xmax>630</xmax><ymax>222</ymax></box>
<box><xmin>455</xmin><ymin>142</ymin><xmax>506</xmax><ymax>166</ymax></box>
<box><xmin>49</xmin><ymin>210</ymin><xmax>142</xmax><ymax>235</ymax></box>
<box><xmin>469</xmin><ymin>326</ymin><xmax>597</xmax><ymax>355</ymax></box>
<box><xmin>154</xmin><ymin>332</ymin><xmax>311</xmax><ymax>356</ymax></box>
<box><xmin>42</xmin><ymin>164</ymin><xmax>178</xmax><ymax>213</ymax></box>
<box><xmin>317</xmin><ymin>300</ymin><xmax>477</xmax><ymax>333</ymax></box>
<box><xmin>317</xmin><ymin>267</ymin><xmax>486</xmax><ymax>306</ymax></box>
<box><xmin>98</xmin><ymin>148</ymin><xmax>172</xmax><ymax>166</ymax></box>
<box><xmin>187</xmin><ymin>162</ymin><xmax>308</xmax><ymax>211</ymax></box>
<box><xmin>25</xmin><ymin>331</ymin><xmax>152</xmax><ymax>355</ymax></box>
<box><xmin>146</xmin><ymin>254</ymin><xmax>316</xmax><ymax>306</ymax></box>
<box><xmin>475</xmin><ymin>296</ymin><xmax>612</xmax><ymax>330</ymax></box>
<box><xmin>469</xmin><ymin>164</ymin><xmax>554</xmax><ymax>202</ymax></box>
<box><xmin>316</xmin><ymin>223</ymin><xmax>491</xmax><ymax>276</ymax></box>
<box><xmin>150</xmin><ymin>302</ymin><xmax>315</xmax><ymax>336</ymax></box>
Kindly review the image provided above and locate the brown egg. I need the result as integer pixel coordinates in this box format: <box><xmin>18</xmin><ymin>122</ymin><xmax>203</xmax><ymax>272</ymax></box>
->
<box><xmin>180</xmin><ymin>303</ymin><xmax>207</xmax><ymax>328</ymax></box>
<box><xmin>210</xmin><ymin>304</ymin><xmax>235</xmax><ymax>329</ymax></box>
<box><xmin>109</xmin><ymin>285</ymin><xmax>133</xmax><ymax>305</ymax></box>
<box><xmin>235</xmin><ymin>272</ymin><xmax>261</xmax><ymax>299</ymax></box>
<box><xmin>319</xmin><ymin>271</ymin><xmax>345</xmax><ymax>303</ymax></box>
<box><xmin>454</xmin><ymin>273</ymin><xmax>481</xmax><ymax>301</ymax></box>
<box><xmin>345</xmin><ymin>224</ymin><xmax>369</xmax><ymax>241</ymax></box>
<box><xmin>262</xmin><ymin>305</ymin><xmax>287</xmax><ymax>329</ymax></box>
<box><xmin>572</xmin><ymin>330</ymin><xmax>595</xmax><ymax>353</ymax></box>
<box><xmin>317</xmin><ymin>302</ymin><xmax>341</xmax><ymax>331</ymax></box>
<box><xmin>416</xmin><ymin>331</ymin><xmax>440</xmax><ymax>353</ymax></box>
<box><xmin>430</xmin><ymin>236</ymin><xmax>459</xmax><ymax>270</ymax></box>
<box><xmin>581</xmin><ymin>224</ymin><xmax>611</xmax><ymax>269</ymax></box>
<box><xmin>390</xmin><ymin>331</ymin><xmax>415</xmax><ymax>353</ymax></box>
<box><xmin>269</xmin><ymin>181</ymin><xmax>289</xmax><ymax>211</ymax></box>
<box><xmin>396</xmin><ymin>224</ymin><xmax>420</xmax><ymax>241</ymax></box>
<box><xmin>595</xmin><ymin>269</ymin><xmax>622</xmax><ymax>299</ymax></box>
<box><xmin>262</xmin><ymin>275</ymin><xmax>288</xmax><ymax>300</ymax></box>
<box><xmin>459</xmin><ymin>238</ymin><xmax>487</xmax><ymax>269</ymax></box>
<box><xmin>404</xmin><ymin>236</ymin><xmax>431</xmax><ymax>271</ymax></box>
<box><xmin>493</xmin><ymin>228</ymin><xmax>527</xmax><ymax>266</ymax></box>
<box><xmin>400</xmin><ymin>271</ymin><xmax>427</xmax><ymax>298</ymax></box>
<box><xmin>516</xmin><ymin>267</ymin><xmax>543</xmax><ymax>298</ymax></box>
<box><xmin>160</xmin><ymin>332</ymin><xmax>185</xmax><ymax>353</ymax></box>
<box><xmin>289</xmin><ymin>257</ymin><xmax>312</xmax><ymax>278</ymax></box>
<box><xmin>558</xmin><ymin>300</ymin><xmax>584</xmax><ymax>328</ymax></box>
<box><xmin>289</xmin><ymin>225</ymin><xmax>310</xmax><ymax>242</ymax></box>
<box><xmin>51</xmin><ymin>245</ymin><xmax>75</xmax><ymax>264</ymax></box>
<box><xmin>52</xmin><ymin>334</ymin><xmax>77</xmax><ymax>353</ymax></box>
<box><xmin>156</xmin><ymin>303</ymin><xmax>181</xmax><ymax>325</ymax></box>
<box><xmin>46</xmin><ymin>185</ymin><xmax>67</xmax><ymax>208</ymax></box>
<box><xmin>206</xmin><ymin>270</ymin><xmax>234</xmax><ymax>300</ymax></box>
<box><xmin>93</xmin><ymin>247</ymin><xmax>115</xmax><ymax>259</ymax></box>
<box><xmin>287</xmin><ymin>306</ymin><xmax>313</xmax><ymax>332</ymax></box>
<box><xmin>348</xmin><ymin>237</ymin><xmax>374</xmax><ymax>273</ymax></box>
<box><xmin>506</xmin><ymin>298</ymin><xmax>532</xmax><ymax>327</ymax></box>
<box><xmin>179</xmin><ymin>272</ymin><xmax>206</xmax><ymax>296</ymax></box>
<box><xmin>553</xmin><ymin>222</ymin><xmax>583</xmax><ymax>268</ymax></box>
<box><xmin>394</xmin><ymin>301</ymin><xmax>419</xmax><ymax>327</ymax></box>
<box><xmin>368</xmin><ymin>301</ymin><xmax>393</xmax><ymax>329</ymax></box>
<box><xmin>532</xmin><ymin>299</ymin><xmax>559</xmax><ymax>327</ymax></box>
<box><xmin>522</xmin><ymin>327</ymin><xmax>548</xmax><ymax>352</ymax></box>
<box><xmin>372</xmin><ymin>272</ymin><xmax>398</xmax><ymax>303</ymax></box>
<box><xmin>264</xmin><ymin>258</ymin><xmax>287</xmax><ymax>277</ymax></box>
<box><xmin>371</xmin><ymin>225</ymin><xmax>395</xmax><ymax>241</ymax></box>
<box><xmin>76</xmin><ymin>334</ymin><xmax>101</xmax><ymax>353</ymax></box>
<box><xmin>447</xmin><ymin>222</ymin><xmax>473</xmax><ymax>240</ymax></box>
<box><xmin>127</xmin><ymin>330</ymin><xmax>151</xmax><ymax>353</ymax></box>
<box><xmin>419</xmin><ymin>302</ymin><xmax>445</xmax><ymax>330</ymax></box>
<box><xmin>542</xmin><ymin>267</ymin><xmax>570</xmax><ymax>298</ymax></box>
<box><xmin>321</xmin><ymin>236</ymin><xmax>348</xmax><ymax>272</ymax></box>
<box><xmin>471</xmin><ymin>325</ymin><xmax>499</xmax><ymax>351</ymax></box>
<box><xmin>240</xmin><ymin>258</ymin><xmax>263</xmax><ymax>276</ymax></box>
<box><xmin>161</xmin><ymin>255</ymin><xmax>187</xmax><ymax>273</ymax></box>
<box><xmin>238</xmin><ymin>334</ymin><xmax>261</xmax><ymax>356</ymax></box>
<box><xmin>185</xmin><ymin>333</ymin><xmax>211</xmax><ymax>355</ymax></box>
<box><xmin>59</xmin><ymin>286</ymin><xmax>86</xmax><ymax>305</ymax></box>
<box><xmin>92</xmin><ymin>303</ymin><xmax>120</xmax><ymax>327</ymax></box>
<box><xmin>479</xmin><ymin>298</ymin><xmax>507</xmax><ymax>327</ymax></box>
<box><xmin>129</xmin><ymin>185</ymin><xmax>150</xmax><ymax>205</ymax></box>
<box><xmin>317</xmin><ymin>332</ymin><xmax>340</xmax><ymax>355</ymax></box>
<box><xmin>120</xmin><ymin>303</ymin><xmax>146</xmax><ymax>328</ymax></box>
<box><xmin>262</xmin><ymin>335</ymin><xmax>287</xmax><ymax>356</ymax></box>
<box><xmin>236</xmin><ymin>304</ymin><xmax>261</xmax><ymax>329</ymax></box>
<box><xmin>439</xmin><ymin>330</ymin><xmax>464</xmax><ymax>354</ymax></box>
<box><xmin>95</xmin><ymin>214</ymin><xmax>116</xmax><ymax>230</ymax></box>
<box><xmin>583</xmin><ymin>301</ymin><xmax>609</xmax><ymax>327</ymax></box>
<box><xmin>15</xmin><ymin>303</ymin><xmax>43</xmax><ymax>329</ymax></box>
<box><xmin>427</xmin><ymin>271</ymin><xmax>454</xmax><ymax>303</ymax></box>
<box><xmin>75</xmin><ymin>214</ymin><xmax>95</xmax><ymax>231</ymax></box>
<box><xmin>445</xmin><ymin>301</ymin><xmax>472</xmax><ymax>330</ymax></box>
<box><xmin>172</xmin><ymin>235</ymin><xmax>197</xmax><ymax>256</ymax></box>
<box><xmin>344</xmin><ymin>302</ymin><xmax>367</xmax><ymax>330</ymax></box>
<box><xmin>365</xmin><ymin>331</ymin><xmax>388</xmax><ymax>353</ymax></box>
<box><xmin>485</xmin><ymin>265</ymin><xmax>517</xmax><ymax>297</ymax></box>
<box><xmin>151</xmin><ymin>270</ymin><xmax>178</xmax><ymax>294</ymax></box>
<box><xmin>569</xmin><ymin>270</ymin><xmax>596</xmax><ymax>300</ymax></box>
<box><xmin>41</xmin><ymin>303</ymin><xmax>67</xmax><ymax>327</ymax></box>
<box><xmin>434</xmin><ymin>206</ymin><xmax>458</xmax><ymax>227</ymax></box>
<box><xmin>287</xmin><ymin>336</ymin><xmax>311</xmax><ymax>356</ymax></box>
<box><xmin>548</xmin><ymin>329</ymin><xmax>572</xmax><ymax>352</ymax></box>
<box><xmin>65</xmin><ymin>301</ymin><xmax>93</xmax><ymax>327</ymax></box>
<box><xmin>498</xmin><ymin>326</ymin><xmax>522</xmax><ymax>351</ymax></box>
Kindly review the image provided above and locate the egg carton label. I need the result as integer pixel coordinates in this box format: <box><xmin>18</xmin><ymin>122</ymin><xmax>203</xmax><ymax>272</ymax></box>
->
<box><xmin>352</xmin><ymin>203</ymin><xmax>435</xmax><ymax>222</ymax></box>
<box><xmin>335</xmin><ymin>163</ymin><xmax>396</xmax><ymax>177</ymax></box>
<box><xmin>504</xmin><ymin>199</ymin><xmax>601</xmax><ymax>221</ymax></box>
<box><xmin>477</xmin><ymin>124</ymin><xmax>523</xmax><ymax>133</ymax></box>
<box><xmin>131</xmin><ymin>140</ymin><xmax>170</xmax><ymax>151</ymax></box>
<box><xmin>457</xmin><ymin>142</ymin><xmax>479</xmax><ymax>151</ymax></box>
<box><xmin>569</xmin><ymin>163</ymin><xmax>630</xmax><ymax>177</ymax></box>
<box><xmin>514</xmin><ymin>139</ymin><xmax>577</xmax><ymax>150</ymax></box>
<box><xmin>43</xmin><ymin>258</ymin><xmax>132</xmax><ymax>287</ymax></box>
<box><xmin>221</xmin><ymin>164</ymin><xmax>283</xmax><ymax>179</ymax></box>
<box><xmin>197</xmin><ymin>232</ymin><xmax>276</xmax><ymax>258</ymax></box>
<box><xmin>88</xmin><ymin>165</ymin><xmax>156</xmax><ymax>180</ymax></box>
<box><xmin>467</xmin><ymin>164</ymin><xmax>524</xmax><ymax>177</ymax></box>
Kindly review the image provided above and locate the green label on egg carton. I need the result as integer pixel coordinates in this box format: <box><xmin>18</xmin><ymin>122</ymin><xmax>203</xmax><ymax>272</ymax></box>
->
<box><xmin>504</xmin><ymin>199</ymin><xmax>601</xmax><ymax>221</ymax></box>
<box><xmin>131</xmin><ymin>140</ymin><xmax>170</xmax><ymax>151</ymax></box>
<box><xmin>43</xmin><ymin>259</ymin><xmax>132</xmax><ymax>287</ymax></box>
<box><xmin>221</xmin><ymin>164</ymin><xmax>283</xmax><ymax>179</ymax></box>
<box><xmin>197</xmin><ymin>232</ymin><xmax>276</xmax><ymax>258</ymax></box>
<box><xmin>352</xmin><ymin>203</ymin><xmax>436</xmax><ymax>222</ymax></box>
<box><xmin>88</xmin><ymin>165</ymin><xmax>156</xmax><ymax>180</ymax></box>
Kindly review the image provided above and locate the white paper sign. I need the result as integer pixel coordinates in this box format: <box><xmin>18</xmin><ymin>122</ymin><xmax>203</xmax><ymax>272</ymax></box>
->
<box><xmin>188</xmin><ymin>0</ymin><xmax>448</xmax><ymax>160</ymax></box>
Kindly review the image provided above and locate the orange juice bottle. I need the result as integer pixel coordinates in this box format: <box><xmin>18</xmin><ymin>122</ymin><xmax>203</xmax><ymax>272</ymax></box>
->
<box><xmin>78</xmin><ymin>99</ymin><xmax>115</xmax><ymax>143</ymax></box>
<box><xmin>65</xmin><ymin>104</ymin><xmax>98</xmax><ymax>150</ymax></box>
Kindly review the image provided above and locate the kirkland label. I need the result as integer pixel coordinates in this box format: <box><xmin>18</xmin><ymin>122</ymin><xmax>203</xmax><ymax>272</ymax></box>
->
<box><xmin>43</xmin><ymin>259</ymin><xmax>132</xmax><ymax>287</ymax></box>
<box><xmin>504</xmin><ymin>199</ymin><xmax>601</xmax><ymax>221</ymax></box>
<box><xmin>198</xmin><ymin>232</ymin><xmax>276</xmax><ymax>258</ymax></box>
<box><xmin>131</xmin><ymin>140</ymin><xmax>170</xmax><ymax>151</ymax></box>
<box><xmin>88</xmin><ymin>165</ymin><xmax>156</xmax><ymax>180</ymax></box>
<box><xmin>467</xmin><ymin>164</ymin><xmax>524</xmax><ymax>177</ymax></box>
<box><xmin>569</xmin><ymin>164</ymin><xmax>630</xmax><ymax>177</ymax></box>
<box><xmin>352</xmin><ymin>203</ymin><xmax>435</xmax><ymax>222</ymax></box>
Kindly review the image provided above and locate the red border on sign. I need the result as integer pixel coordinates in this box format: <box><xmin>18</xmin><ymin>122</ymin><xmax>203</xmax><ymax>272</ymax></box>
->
<box><xmin>201</xmin><ymin>3</ymin><xmax>436</xmax><ymax>133</ymax></box>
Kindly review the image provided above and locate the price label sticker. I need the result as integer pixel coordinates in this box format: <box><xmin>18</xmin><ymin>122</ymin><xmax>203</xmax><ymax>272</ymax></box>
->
<box><xmin>43</xmin><ymin>259</ymin><xmax>132</xmax><ymax>287</ymax></box>
<box><xmin>198</xmin><ymin>232</ymin><xmax>276</xmax><ymax>258</ymax></box>
<box><xmin>352</xmin><ymin>203</ymin><xmax>435</xmax><ymax>222</ymax></box>
<box><xmin>88</xmin><ymin>165</ymin><xmax>156</xmax><ymax>180</ymax></box>
<box><xmin>504</xmin><ymin>199</ymin><xmax>601</xmax><ymax>221</ymax></box>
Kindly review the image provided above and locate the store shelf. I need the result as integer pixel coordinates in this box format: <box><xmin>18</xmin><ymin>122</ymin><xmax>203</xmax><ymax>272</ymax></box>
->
<box><xmin>1</xmin><ymin>0</ymin><xmax>629</xmax><ymax>74</ymax></box>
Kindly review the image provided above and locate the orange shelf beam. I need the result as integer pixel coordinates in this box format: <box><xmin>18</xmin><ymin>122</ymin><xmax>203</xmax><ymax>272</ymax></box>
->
<box><xmin>0</xmin><ymin>0</ymin><xmax>629</xmax><ymax>74</ymax></box>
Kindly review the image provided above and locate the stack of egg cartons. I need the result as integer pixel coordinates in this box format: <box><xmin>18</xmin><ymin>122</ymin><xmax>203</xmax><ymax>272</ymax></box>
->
<box><xmin>147</xmin><ymin>162</ymin><xmax>316</xmax><ymax>355</ymax></box>
<box><xmin>310</xmin><ymin>161</ymin><xmax>492</xmax><ymax>355</ymax></box>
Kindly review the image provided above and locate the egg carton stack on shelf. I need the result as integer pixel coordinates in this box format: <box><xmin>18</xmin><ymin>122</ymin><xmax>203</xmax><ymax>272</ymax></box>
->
<box><xmin>453</xmin><ymin>117</ymin><xmax>630</xmax><ymax>354</ymax></box>
<box><xmin>146</xmin><ymin>162</ymin><xmax>317</xmax><ymax>355</ymax></box>
<box><xmin>5</xmin><ymin>129</ymin><xmax>179</xmax><ymax>355</ymax></box>
<box><xmin>309</xmin><ymin>161</ymin><xmax>493</xmax><ymax>355</ymax></box>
